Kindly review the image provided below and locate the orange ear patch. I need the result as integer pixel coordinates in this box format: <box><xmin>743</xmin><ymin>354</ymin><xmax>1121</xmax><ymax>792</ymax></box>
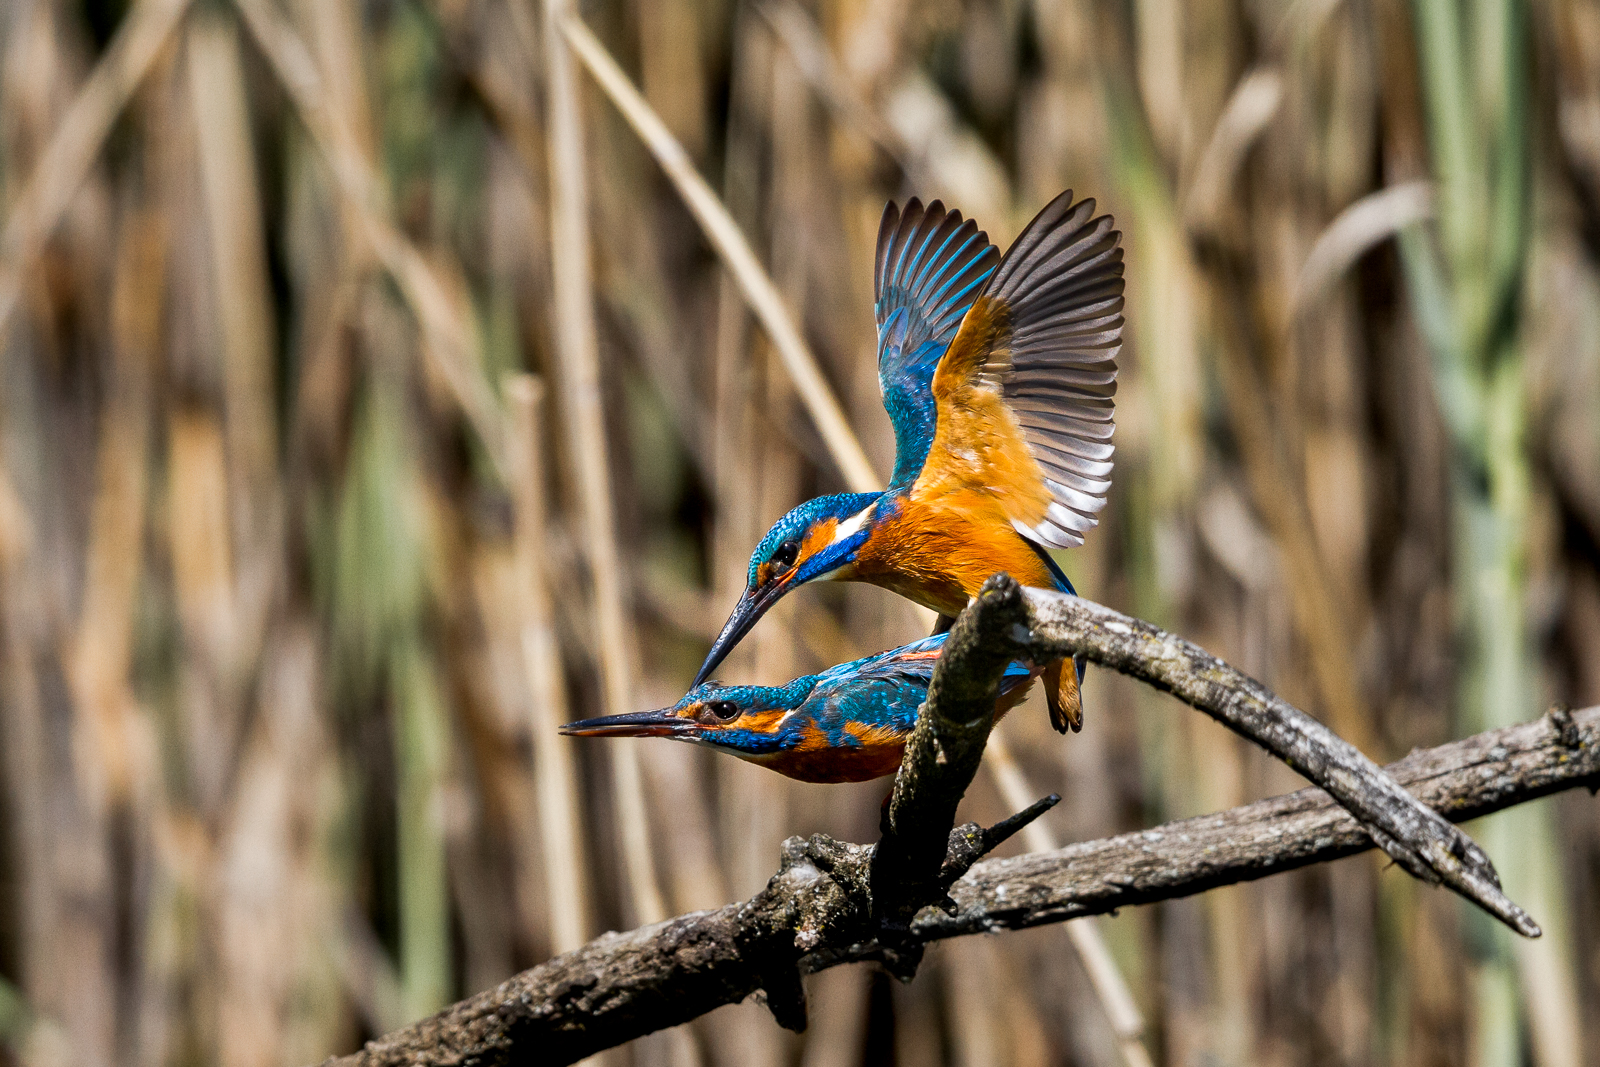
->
<box><xmin>798</xmin><ymin>517</ymin><xmax>838</xmax><ymax>562</ymax></box>
<box><xmin>716</xmin><ymin>709</ymin><xmax>787</xmax><ymax>738</ymax></box>
<box><xmin>915</xmin><ymin>297</ymin><xmax>1052</xmax><ymax>527</ymax></box>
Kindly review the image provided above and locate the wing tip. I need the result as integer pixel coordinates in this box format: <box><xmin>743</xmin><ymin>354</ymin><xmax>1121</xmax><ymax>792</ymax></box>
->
<box><xmin>988</xmin><ymin>191</ymin><xmax>1122</xmax><ymax>300</ymax></box>
<box><xmin>1013</xmin><ymin>517</ymin><xmax>1087</xmax><ymax>550</ymax></box>
<box><xmin>875</xmin><ymin>201</ymin><xmax>902</xmax><ymax>293</ymax></box>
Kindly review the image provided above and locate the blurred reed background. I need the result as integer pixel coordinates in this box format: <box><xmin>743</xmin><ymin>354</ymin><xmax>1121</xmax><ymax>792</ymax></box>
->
<box><xmin>0</xmin><ymin>0</ymin><xmax>1598</xmax><ymax>1064</ymax></box>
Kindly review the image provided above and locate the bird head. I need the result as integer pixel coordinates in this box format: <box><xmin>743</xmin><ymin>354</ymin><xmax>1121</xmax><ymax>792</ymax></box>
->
<box><xmin>694</xmin><ymin>492</ymin><xmax>881</xmax><ymax>685</ymax></box>
<box><xmin>559</xmin><ymin>677</ymin><xmax>817</xmax><ymax>758</ymax></box>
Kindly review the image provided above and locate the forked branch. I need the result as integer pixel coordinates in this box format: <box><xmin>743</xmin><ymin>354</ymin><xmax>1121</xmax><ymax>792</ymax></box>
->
<box><xmin>321</xmin><ymin>582</ymin><xmax>1594</xmax><ymax>1067</ymax></box>
<box><xmin>1019</xmin><ymin>588</ymin><xmax>1537</xmax><ymax>935</ymax></box>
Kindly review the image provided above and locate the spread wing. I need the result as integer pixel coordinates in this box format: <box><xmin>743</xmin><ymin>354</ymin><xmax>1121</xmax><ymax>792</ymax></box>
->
<box><xmin>875</xmin><ymin>199</ymin><xmax>1000</xmax><ymax>488</ymax></box>
<box><xmin>913</xmin><ymin>190</ymin><xmax>1122</xmax><ymax>548</ymax></box>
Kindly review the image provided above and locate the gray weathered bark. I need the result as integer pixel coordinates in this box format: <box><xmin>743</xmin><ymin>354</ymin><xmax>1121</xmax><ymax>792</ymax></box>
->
<box><xmin>1020</xmin><ymin>588</ymin><xmax>1535</xmax><ymax>934</ymax></box>
<box><xmin>321</xmin><ymin>585</ymin><xmax>1593</xmax><ymax>1067</ymax></box>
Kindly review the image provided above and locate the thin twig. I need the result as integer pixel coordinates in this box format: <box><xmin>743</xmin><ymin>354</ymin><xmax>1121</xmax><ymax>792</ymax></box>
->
<box><xmin>0</xmin><ymin>0</ymin><xmax>195</xmax><ymax>339</ymax></box>
<box><xmin>541</xmin><ymin>0</ymin><xmax>667</xmax><ymax>928</ymax></box>
<box><xmin>317</xmin><ymin>701</ymin><xmax>1598</xmax><ymax>1066</ymax></box>
<box><xmin>558</xmin><ymin>14</ymin><xmax>879</xmax><ymax>494</ymax></box>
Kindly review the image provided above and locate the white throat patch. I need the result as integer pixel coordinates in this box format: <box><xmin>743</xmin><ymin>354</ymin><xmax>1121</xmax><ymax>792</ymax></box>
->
<box><xmin>811</xmin><ymin>507</ymin><xmax>871</xmax><ymax>583</ymax></box>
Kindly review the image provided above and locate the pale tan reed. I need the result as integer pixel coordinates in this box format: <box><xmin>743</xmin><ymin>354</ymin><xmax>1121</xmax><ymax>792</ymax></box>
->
<box><xmin>985</xmin><ymin>729</ymin><xmax>1154</xmax><ymax>1067</ymax></box>
<box><xmin>0</xmin><ymin>0</ymin><xmax>194</xmax><ymax>338</ymax></box>
<box><xmin>560</xmin><ymin>13</ymin><xmax>879</xmax><ymax>495</ymax></box>
<box><xmin>505</xmin><ymin>375</ymin><xmax>593</xmax><ymax>955</ymax></box>
<box><xmin>541</xmin><ymin>0</ymin><xmax>667</xmax><ymax>929</ymax></box>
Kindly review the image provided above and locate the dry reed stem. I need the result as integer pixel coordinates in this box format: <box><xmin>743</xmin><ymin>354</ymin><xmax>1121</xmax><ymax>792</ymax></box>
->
<box><xmin>559</xmin><ymin>13</ymin><xmax>879</xmax><ymax>495</ymax></box>
<box><xmin>0</xmin><ymin>464</ymin><xmax>30</xmax><ymax>569</ymax></box>
<box><xmin>984</xmin><ymin>730</ymin><xmax>1153</xmax><ymax>1067</ymax></box>
<box><xmin>1209</xmin><ymin>322</ymin><xmax>1380</xmax><ymax>752</ymax></box>
<box><xmin>187</xmin><ymin>11</ymin><xmax>279</xmax><ymax>487</ymax></box>
<box><xmin>755</xmin><ymin>1</ymin><xmax>917</xmax><ymax>178</ymax></box>
<box><xmin>1293</xmin><ymin>181</ymin><xmax>1435</xmax><ymax>313</ymax></box>
<box><xmin>232</xmin><ymin>0</ymin><xmax>508</xmax><ymax>476</ymax></box>
<box><xmin>67</xmin><ymin>213</ymin><xmax>164</xmax><ymax>812</ymax></box>
<box><xmin>0</xmin><ymin>0</ymin><xmax>193</xmax><ymax>339</ymax></box>
<box><xmin>1188</xmin><ymin>69</ymin><xmax>1380</xmax><ymax>758</ymax></box>
<box><xmin>709</xmin><ymin>9</ymin><xmax>767</xmax><ymax>611</ymax></box>
<box><xmin>1182</xmin><ymin>67</ymin><xmax>1284</xmax><ymax>232</ymax></box>
<box><xmin>187</xmin><ymin>10</ymin><xmax>285</xmax><ymax>711</ymax></box>
<box><xmin>505</xmin><ymin>375</ymin><xmax>594</xmax><ymax>954</ymax></box>
<box><xmin>542</xmin><ymin>0</ymin><xmax>667</xmax><ymax>928</ymax></box>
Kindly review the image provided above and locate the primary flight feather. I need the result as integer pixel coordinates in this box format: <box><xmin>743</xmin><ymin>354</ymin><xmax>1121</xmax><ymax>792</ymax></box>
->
<box><xmin>695</xmin><ymin>190</ymin><xmax>1122</xmax><ymax>734</ymax></box>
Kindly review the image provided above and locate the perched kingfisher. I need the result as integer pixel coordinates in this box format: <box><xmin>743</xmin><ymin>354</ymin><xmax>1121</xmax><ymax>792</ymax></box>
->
<box><xmin>695</xmin><ymin>190</ymin><xmax>1122</xmax><ymax>733</ymax></box>
<box><xmin>561</xmin><ymin>635</ymin><xmax>1037</xmax><ymax>783</ymax></box>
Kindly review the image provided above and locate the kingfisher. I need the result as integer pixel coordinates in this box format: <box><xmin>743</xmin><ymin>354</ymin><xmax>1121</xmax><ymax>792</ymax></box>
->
<box><xmin>695</xmin><ymin>190</ymin><xmax>1121</xmax><ymax>733</ymax></box>
<box><xmin>561</xmin><ymin>635</ymin><xmax>1037</xmax><ymax>783</ymax></box>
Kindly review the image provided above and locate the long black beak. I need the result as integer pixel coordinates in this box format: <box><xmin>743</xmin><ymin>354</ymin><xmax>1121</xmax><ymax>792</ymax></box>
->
<box><xmin>559</xmin><ymin>708</ymin><xmax>695</xmax><ymax>738</ymax></box>
<box><xmin>693</xmin><ymin>580</ymin><xmax>786</xmax><ymax>686</ymax></box>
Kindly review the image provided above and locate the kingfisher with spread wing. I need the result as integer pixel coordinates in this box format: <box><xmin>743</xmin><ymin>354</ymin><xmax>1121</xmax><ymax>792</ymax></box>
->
<box><xmin>695</xmin><ymin>190</ymin><xmax>1122</xmax><ymax>732</ymax></box>
<box><xmin>562</xmin><ymin>635</ymin><xmax>1037</xmax><ymax>783</ymax></box>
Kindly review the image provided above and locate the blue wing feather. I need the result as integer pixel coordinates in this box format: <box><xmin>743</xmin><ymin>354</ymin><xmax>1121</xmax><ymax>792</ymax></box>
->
<box><xmin>875</xmin><ymin>200</ymin><xmax>1000</xmax><ymax>488</ymax></box>
<box><xmin>830</xmin><ymin>634</ymin><xmax>1035</xmax><ymax>692</ymax></box>
<box><xmin>808</xmin><ymin>677</ymin><xmax>926</xmax><ymax>743</ymax></box>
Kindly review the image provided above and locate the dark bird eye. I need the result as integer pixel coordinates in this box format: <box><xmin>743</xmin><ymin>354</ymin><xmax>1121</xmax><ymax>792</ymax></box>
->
<box><xmin>707</xmin><ymin>700</ymin><xmax>739</xmax><ymax>721</ymax></box>
<box><xmin>771</xmin><ymin>541</ymin><xmax>799</xmax><ymax>569</ymax></box>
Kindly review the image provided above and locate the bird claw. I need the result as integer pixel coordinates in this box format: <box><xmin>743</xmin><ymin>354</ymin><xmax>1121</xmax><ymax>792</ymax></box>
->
<box><xmin>755</xmin><ymin>964</ymin><xmax>808</xmax><ymax>1032</ymax></box>
<box><xmin>878</xmin><ymin>942</ymin><xmax>925</xmax><ymax>983</ymax></box>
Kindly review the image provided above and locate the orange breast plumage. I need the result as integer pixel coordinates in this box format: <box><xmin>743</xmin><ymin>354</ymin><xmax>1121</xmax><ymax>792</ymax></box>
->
<box><xmin>852</xmin><ymin>493</ymin><xmax>1065</xmax><ymax>615</ymax></box>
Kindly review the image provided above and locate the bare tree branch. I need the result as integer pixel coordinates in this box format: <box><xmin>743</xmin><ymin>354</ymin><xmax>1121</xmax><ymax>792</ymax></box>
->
<box><xmin>323</xmin><ymin>704</ymin><xmax>1595</xmax><ymax>1067</ymax></box>
<box><xmin>319</xmin><ymin>583</ymin><xmax>1596</xmax><ymax>1066</ymax></box>
<box><xmin>1019</xmin><ymin>588</ymin><xmax>1536</xmax><ymax>935</ymax></box>
<box><xmin>914</xmin><ymin>703</ymin><xmax>1595</xmax><ymax>939</ymax></box>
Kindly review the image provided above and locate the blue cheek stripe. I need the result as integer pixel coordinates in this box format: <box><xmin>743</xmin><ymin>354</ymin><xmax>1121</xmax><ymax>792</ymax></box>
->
<box><xmin>701</xmin><ymin>728</ymin><xmax>791</xmax><ymax>755</ymax></box>
<box><xmin>794</xmin><ymin>525</ymin><xmax>871</xmax><ymax>584</ymax></box>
